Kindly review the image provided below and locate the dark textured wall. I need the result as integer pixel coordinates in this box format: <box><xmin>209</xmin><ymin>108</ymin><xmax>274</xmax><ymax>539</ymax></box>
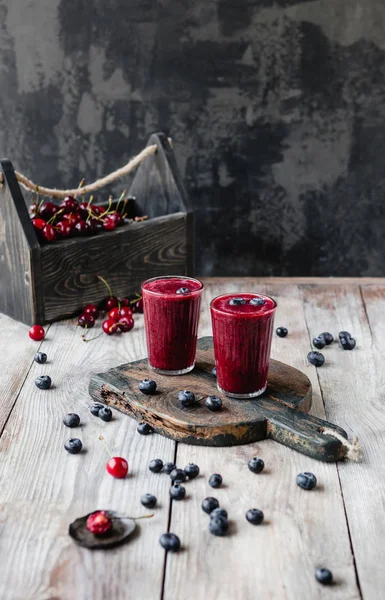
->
<box><xmin>0</xmin><ymin>0</ymin><xmax>384</xmax><ymax>276</ymax></box>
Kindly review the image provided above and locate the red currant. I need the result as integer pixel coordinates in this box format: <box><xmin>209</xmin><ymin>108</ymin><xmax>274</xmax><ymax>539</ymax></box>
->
<box><xmin>42</xmin><ymin>224</ymin><xmax>56</xmax><ymax>242</ymax></box>
<box><xmin>29</xmin><ymin>325</ymin><xmax>45</xmax><ymax>341</ymax></box>
<box><xmin>108</xmin><ymin>307</ymin><xmax>120</xmax><ymax>322</ymax></box>
<box><xmin>78</xmin><ymin>314</ymin><xmax>95</xmax><ymax>328</ymax></box>
<box><xmin>104</xmin><ymin>296</ymin><xmax>118</xmax><ymax>310</ymax></box>
<box><xmin>60</xmin><ymin>196</ymin><xmax>78</xmax><ymax>213</ymax></box>
<box><xmin>102</xmin><ymin>319</ymin><xmax>118</xmax><ymax>335</ymax></box>
<box><xmin>32</xmin><ymin>218</ymin><xmax>46</xmax><ymax>230</ymax></box>
<box><xmin>106</xmin><ymin>456</ymin><xmax>128</xmax><ymax>478</ymax></box>
<box><xmin>119</xmin><ymin>306</ymin><xmax>133</xmax><ymax>319</ymax></box>
<box><xmin>118</xmin><ymin>316</ymin><xmax>134</xmax><ymax>332</ymax></box>
<box><xmin>83</xmin><ymin>304</ymin><xmax>99</xmax><ymax>318</ymax></box>
<box><xmin>86</xmin><ymin>510</ymin><xmax>112</xmax><ymax>535</ymax></box>
<box><xmin>56</xmin><ymin>221</ymin><xmax>73</xmax><ymax>238</ymax></box>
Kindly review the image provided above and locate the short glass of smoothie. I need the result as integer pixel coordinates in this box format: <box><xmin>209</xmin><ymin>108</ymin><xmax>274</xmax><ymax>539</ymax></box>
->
<box><xmin>210</xmin><ymin>293</ymin><xmax>277</xmax><ymax>398</ymax></box>
<box><xmin>141</xmin><ymin>276</ymin><xmax>204</xmax><ymax>375</ymax></box>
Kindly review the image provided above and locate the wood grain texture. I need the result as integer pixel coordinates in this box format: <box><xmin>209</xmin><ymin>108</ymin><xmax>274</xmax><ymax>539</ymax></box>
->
<box><xmin>163</xmin><ymin>280</ymin><xmax>360</xmax><ymax>600</ymax></box>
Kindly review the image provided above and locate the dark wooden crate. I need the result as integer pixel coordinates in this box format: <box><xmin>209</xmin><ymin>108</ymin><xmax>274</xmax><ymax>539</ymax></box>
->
<box><xmin>0</xmin><ymin>133</ymin><xmax>194</xmax><ymax>325</ymax></box>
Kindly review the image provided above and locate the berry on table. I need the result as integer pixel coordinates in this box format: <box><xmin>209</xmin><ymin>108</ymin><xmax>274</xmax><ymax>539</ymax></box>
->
<box><xmin>102</xmin><ymin>319</ymin><xmax>118</xmax><ymax>335</ymax></box>
<box><xmin>248</xmin><ymin>457</ymin><xmax>265</xmax><ymax>474</ymax></box>
<box><xmin>83</xmin><ymin>304</ymin><xmax>99</xmax><ymax>319</ymax></box>
<box><xmin>63</xmin><ymin>413</ymin><xmax>80</xmax><ymax>428</ymax></box>
<box><xmin>56</xmin><ymin>221</ymin><xmax>72</xmax><ymax>238</ymax></box>
<box><xmin>108</xmin><ymin>307</ymin><xmax>121</xmax><ymax>322</ymax></box>
<box><xmin>119</xmin><ymin>306</ymin><xmax>133</xmax><ymax>319</ymax></box>
<box><xmin>117</xmin><ymin>316</ymin><xmax>135</xmax><ymax>332</ymax></box>
<box><xmin>276</xmin><ymin>327</ymin><xmax>288</xmax><ymax>338</ymax></box>
<box><xmin>296</xmin><ymin>472</ymin><xmax>317</xmax><ymax>490</ymax></box>
<box><xmin>90</xmin><ymin>403</ymin><xmax>103</xmax><ymax>416</ymax></box>
<box><xmin>106</xmin><ymin>456</ymin><xmax>128</xmax><ymax>478</ymax></box>
<box><xmin>184</xmin><ymin>463</ymin><xmax>200</xmax><ymax>479</ymax></box>
<box><xmin>246</xmin><ymin>508</ymin><xmax>264</xmax><ymax>525</ymax></box>
<box><xmin>339</xmin><ymin>330</ymin><xmax>351</xmax><ymax>339</ymax></box>
<box><xmin>99</xmin><ymin>407</ymin><xmax>112</xmax><ymax>422</ymax></box>
<box><xmin>141</xmin><ymin>493</ymin><xmax>157</xmax><ymax>509</ymax></box>
<box><xmin>137</xmin><ymin>422</ymin><xmax>154</xmax><ymax>435</ymax></box>
<box><xmin>42</xmin><ymin>224</ymin><xmax>56</xmax><ymax>242</ymax></box>
<box><xmin>35</xmin><ymin>375</ymin><xmax>52</xmax><ymax>390</ymax></box>
<box><xmin>209</xmin><ymin>516</ymin><xmax>228</xmax><ymax>536</ymax></box>
<box><xmin>163</xmin><ymin>462</ymin><xmax>176</xmax><ymax>474</ymax></box>
<box><xmin>307</xmin><ymin>351</ymin><xmax>325</xmax><ymax>367</ymax></box>
<box><xmin>205</xmin><ymin>396</ymin><xmax>222</xmax><ymax>411</ymax></box>
<box><xmin>104</xmin><ymin>296</ymin><xmax>119</xmax><ymax>311</ymax></box>
<box><xmin>340</xmin><ymin>335</ymin><xmax>356</xmax><ymax>350</ymax></box>
<box><xmin>149</xmin><ymin>459</ymin><xmax>163</xmax><ymax>473</ymax></box>
<box><xmin>202</xmin><ymin>497</ymin><xmax>219</xmax><ymax>514</ymax></box>
<box><xmin>64</xmin><ymin>438</ymin><xmax>83</xmax><ymax>454</ymax></box>
<box><xmin>176</xmin><ymin>287</ymin><xmax>191</xmax><ymax>294</ymax></box>
<box><xmin>159</xmin><ymin>532</ymin><xmax>180</xmax><ymax>552</ymax></box>
<box><xmin>86</xmin><ymin>510</ymin><xmax>112</xmax><ymax>535</ymax></box>
<box><xmin>78</xmin><ymin>314</ymin><xmax>95</xmax><ymax>328</ymax></box>
<box><xmin>138</xmin><ymin>379</ymin><xmax>157</xmax><ymax>395</ymax></box>
<box><xmin>229</xmin><ymin>297</ymin><xmax>246</xmax><ymax>305</ymax></box>
<box><xmin>32</xmin><ymin>218</ymin><xmax>46</xmax><ymax>230</ymax></box>
<box><xmin>34</xmin><ymin>352</ymin><xmax>47</xmax><ymax>364</ymax></box>
<box><xmin>170</xmin><ymin>468</ymin><xmax>186</xmax><ymax>483</ymax></box>
<box><xmin>60</xmin><ymin>195</ymin><xmax>78</xmax><ymax>213</ymax></box>
<box><xmin>209</xmin><ymin>474</ymin><xmax>223</xmax><ymax>488</ymax></box>
<box><xmin>312</xmin><ymin>336</ymin><xmax>326</xmax><ymax>350</ymax></box>
<box><xmin>39</xmin><ymin>201</ymin><xmax>58</xmax><ymax>219</ymax></box>
<box><xmin>178</xmin><ymin>390</ymin><xmax>195</xmax><ymax>407</ymax></box>
<box><xmin>170</xmin><ymin>484</ymin><xmax>186</xmax><ymax>500</ymax></box>
<box><xmin>210</xmin><ymin>507</ymin><xmax>228</xmax><ymax>520</ymax></box>
<box><xmin>315</xmin><ymin>568</ymin><xmax>333</xmax><ymax>585</ymax></box>
<box><xmin>29</xmin><ymin>325</ymin><xmax>45</xmax><ymax>342</ymax></box>
<box><xmin>321</xmin><ymin>332</ymin><xmax>334</xmax><ymax>345</ymax></box>
<box><xmin>133</xmin><ymin>298</ymin><xmax>144</xmax><ymax>313</ymax></box>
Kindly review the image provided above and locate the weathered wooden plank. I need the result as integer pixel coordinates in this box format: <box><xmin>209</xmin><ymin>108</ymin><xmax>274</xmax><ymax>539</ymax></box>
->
<box><xmin>163</xmin><ymin>281</ymin><xmax>360</xmax><ymax>600</ymax></box>
<box><xmin>0</xmin><ymin>316</ymin><xmax>175</xmax><ymax>600</ymax></box>
<box><xmin>302</xmin><ymin>282</ymin><xmax>385</xmax><ymax>600</ymax></box>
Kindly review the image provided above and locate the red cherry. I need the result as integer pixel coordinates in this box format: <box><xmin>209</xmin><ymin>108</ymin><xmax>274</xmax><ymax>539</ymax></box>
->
<box><xmin>42</xmin><ymin>224</ymin><xmax>56</xmax><ymax>242</ymax></box>
<box><xmin>29</xmin><ymin>325</ymin><xmax>45</xmax><ymax>341</ymax></box>
<box><xmin>83</xmin><ymin>304</ymin><xmax>99</xmax><ymax>318</ymax></box>
<box><xmin>88</xmin><ymin>218</ymin><xmax>103</xmax><ymax>235</ymax></box>
<box><xmin>79</xmin><ymin>201</ymin><xmax>91</xmax><ymax>218</ymax></box>
<box><xmin>119</xmin><ymin>306</ymin><xmax>133</xmax><ymax>319</ymax></box>
<box><xmin>86</xmin><ymin>510</ymin><xmax>112</xmax><ymax>535</ymax></box>
<box><xmin>56</xmin><ymin>221</ymin><xmax>72</xmax><ymax>238</ymax></box>
<box><xmin>78</xmin><ymin>313</ymin><xmax>95</xmax><ymax>328</ymax></box>
<box><xmin>133</xmin><ymin>298</ymin><xmax>144</xmax><ymax>313</ymax></box>
<box><xmin>104</xmin><ymin>296</ymin><xmax>118</xmax><ymax>310</ymax></box>
<box><xmin>74</xmin><ymin>220</ymin><xmax>89</xmax><ymax>235</ymax></box>
<box><xmin>92</xmin><ymin>205</ymin><xmax>105</xmax><ymax>216</ymax></box>
<box><xmin>63</xmin><ymin>213</ymin><xmax>79</xmax><ymax>227</ymax></box>
<box><xmin>118</xmin><ymin>316</ymin><xmax>134</xmax><ymax>332</ymax></box>
<box><xmin>106</xmin><ymin>456</ymin><xmax>128</xmax><ymax>478</ymax></box>
<box><xmin>109</xmin><ymin>212</ymin><xmax>124</xmax><ymax>226</ymax></box>
<box><xmin>102</xmin><ymin>319</ymin><xmax>118</xmax><ymax>335</ymax></box>
<box><xmin>29</xmin><ymin>203</ymin><xmax>39</xmax><ymax>216</ymax></box>
<box><xmin>108</xmin><ymin>307</ymin><xmax>120</xmax><ymax>322</ymax></box>
<box><xmin>103</xmin><ymin>216</ymin><xmax>117</xmax><ymax>231</ymax></box>
<box><xmin>118</xmin><ymin>297</ymin><xmax>130</xmax><ymax>306</ymax></box>
<box><xmin>40</xmin><ymin>202</ymin><xmax>58</xmax><ymax>219</ymax></box>
<box><xmin>60</xmin><ymin>195</ymin><xmax>78</xmax><ymax>213</ymax></box>
<box><xmin>32</xmin><ymin>218</ymin><xmax>46</xmax><ymax>230</ymax></box>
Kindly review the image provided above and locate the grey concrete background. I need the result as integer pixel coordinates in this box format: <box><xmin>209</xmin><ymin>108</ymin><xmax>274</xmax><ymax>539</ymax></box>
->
<box><xmin>0</xmin><ymin>0</ymin><xmax>384</xmax><ymax>276</ymax></box>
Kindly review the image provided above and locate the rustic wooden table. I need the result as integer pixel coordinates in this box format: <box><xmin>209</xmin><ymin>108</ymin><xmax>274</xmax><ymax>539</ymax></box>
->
<box><xmin>0</xmin><ymin>278</ymin><xmax>382</xmax><ymax>600</ymax></box>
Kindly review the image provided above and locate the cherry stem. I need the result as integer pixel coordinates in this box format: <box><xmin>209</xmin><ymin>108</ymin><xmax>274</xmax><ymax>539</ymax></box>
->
<box><xmin>99</xmin><ymin>435</ymin><xmax>113</xmax><ymax>458</ymax></box>
<box><xmin>47</xmin><ymin>208</ymin><xmax>64</xmax><ymax>225</ymax></box>
<box><xmin>111</xmin><ymin>514</ymin><xmax>154</xmax><ymax>521</ymax></box>
<box><xmin>82</xmin><ymin>331</ymin><xmax>103</xmax><ymax>343</ymax></box>
<box><xmin>97</xmin><ymin>275</ymin><xmax>113</xmax><ymax>298</ymax></box>
<box><xmin>115</xmin><ymin>189</ymin><xmax>126</xmax><ymax>213</ymax></box>
<box><xmin>99</xmin><ymin>197</ymin><xmax>112</xmax><ymax>219</ymax></box>
<box><xmin>87</xmin><ymin>195</ymin><xmax>94</xmax><ymax>209</ymax></box>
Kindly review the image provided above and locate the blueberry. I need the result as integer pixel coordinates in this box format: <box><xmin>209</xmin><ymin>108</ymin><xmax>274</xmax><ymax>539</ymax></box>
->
<box><xmin>178</xmin><ymin>390</ymin><xmax>195</xmax><ymax>408</ymax></box>
<box><xmin>276</xmin><ymin>327</ymin><xmax>288</xmax><ymax>338</ymax></box>
<box><xmin>176</xmin><ymin>287</ymin><xmax>191</xmax><ymax>294</ymax></box>
<box><xmin>64</xmin><ymin>438</ymin><xmax>82</xmax><ymax>454</ymax></box>
<box><xmin>159</xmin><ymin>532</ymin><xmax>180</xmax><ymax>552</ymax></box>
<box><xmin>34</xmin><ymin>352</ymin><xmax>47</xmax><ymax>364</ymax></box>
<box><xmin>210</xmin><ymin>507</ymin><xmax>228</xmax><ymax>520</ymax></box>
<box><xmin>169</xmin><ymin>484</ymin><xmax>186</xmax><ymax>500</ymax></box>
<box><xmin>248</xmin><ymin>457</ymin><xmax>265</xmax><ymax>474</ymax></box>
<box><xmin>90</xmin><ymin>403</ymin><xmax>103</xmax><ymax>416</ymax></box>
<box><xmin>321</xmin><ymin>332</ymin><xmax>334</xmax><ymax>345</ymax></box>
<box><xmin>246</xmin><ymin>508</ymin><xmax>264</xmax><ymax>525</ymax></box>
<box><xmin>209</xmin><ymin>516</ymin><xmax>229</xmax><ymax>536</ymax></box>
<box><xmin>138</xmin><ymin>379</ymin><xmax>157</xmax><ymax>395</ymax></box>
<box><xmin>340</xmin><ymin>336</ymin><xmax>356</xmax><ymax>350</ymax></box>
<box><xmin>205</xmin><ymin>396</ymin><xmax>222</xmax><ymax>411</ymax></box>
<box><xmin>63</xmin><ymin>413</ymin><xmax>80</xmax><ymax>428</ymax></box>
<box><xmin>209</xmin><ymin>474</ymin><xmax>223</xmax><ymax>488</ymax></box>
<box><xmin>307</xmin><ymin>351</ymin><xmax>325</xmax><ymax>367</ymax></box>
<box><xmin>137</xmin><ymin>422</ymin><xmax>154</xmax><ymax>435</ymax></box>
<box><xmin>170</xmin><ymin>468</ymin><xmax>186</xmax><ymax>483</ymax></box>
<box><xmin>229</xmin><ymin>298</ymin><xmax>247</xmax><ymax>305</ymax></box>
<box><xmin>249</xmin><ymin>297</ymin><xmax>265</xmax><ymax>306</ymax></box>
<box><xmin>163</xmin><ymin>462</ymin><xmax>176</xmax><ymax>474</ymax></box>
<box><xmin>315</xmin><ymin>568</ymin><xmax>333</xmax><ymax>585</ymax></box>
<box><xmin>35</xmin><ymin>375</ymin><xmax>52</xmax><ymax>390</ymax></box>
<box><xmin>296</xmin><ymin>472</ymin><xmax>317</xmax><ymax>490</ymax></box>
<box><xmin>312</xmin><ymin>336</ymin><xmax>326</xmax><ymax>350</ymax></box>
<box><xmin>339</xmin><ymin>330</ymin><xmax>351</xmax><ymax>339</ymax></box>
<box><xmin>202</xmin><ymin>497</ymin><xmax>219</xmax><ymax>514</ymax></box>
<box><xmin>149</xmin><ymin>459</ymin><xmax>163</xmax><ymax>473</ymax></box>
<box><xmin>99</xmin><ymin>407</ymin><xmax>112</xmax><ymax>422</ymax></box>
<box><xmin>141</xmin><ymin>493</ymin><xmax>157</xmax><ymax>509</ymax></box>
<box><xmin>184</xmin><ymin>463</ymin><xmax>200</xmax><ymax>479</ymax></box>
<box><xmin>212</xmin><ymin>366</ymin><xmax>217</xmax><ymax>377</ymax></box>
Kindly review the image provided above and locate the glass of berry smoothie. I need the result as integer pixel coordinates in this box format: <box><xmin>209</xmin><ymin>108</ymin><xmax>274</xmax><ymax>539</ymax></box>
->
<box><xmin>141</xmin><ymin>276</ymin><xmax>204</xmax><ymax>375</ymax></box>
<box><xmin>210</xmin><ymin>293</ymin><xmax>276</xmax><ymax>398</ymax></box>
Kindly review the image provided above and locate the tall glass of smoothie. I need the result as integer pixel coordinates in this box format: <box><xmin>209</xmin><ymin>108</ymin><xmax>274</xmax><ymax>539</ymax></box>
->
<box><xmin>210</xmin><ymin>293</ymin><xmax>277</xmax><ymax>398</ymax></box>
<box><xmin>141</xmin><ymin>276</ymin><xmax>204</xmax><ymax>375</ymax></box>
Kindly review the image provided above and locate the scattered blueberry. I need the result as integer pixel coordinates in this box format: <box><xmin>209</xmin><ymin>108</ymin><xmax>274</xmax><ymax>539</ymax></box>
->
<box><xmin>99</xmin><ymin>407</ymin><xmax>112</xmax><ymax>422</ymax></box>
<box><xmin>249</xmin><ymin>297</ymin><xmax>265</xmax><ymax>306</ymax></box>
<box><xmin>246</xmin><ymin>508</ymin><xmax>264</xmax><ymax>525</ymax></box>
<box><xmin>202</xmin><ymin>497</ymin><xmax>219</xmax><ymax>514</ymax></box>
<box><xmin>321</xmin><ymin>332</ymin><xmax>334</xmax><ymax>345</ymax></box>
<box><xmin>169</xmin><ymin>484</ymin><xmax>186</xmax><ymax>500</ymax></box>
<box><xmin>296</xmin><ymin>472</ymin><xmax>317</xmax><ymax>490</ymax></box>
<box><xmin>90</xmin><ymin>403</ymin><xmax>103</xmax><ymax>416</ymax></box>
<box><xmin>64</xmin><ymin>438</ymin><xmax>82</xmax><ymax>454</ymax></box>
<box><xmin>212</xmin><ymin>366</ymin><xmax>217</xmax><ymax>377</ymax></box>
<box><xmin>248</xmin><ymin>457</ymin><xmax>265</xmax><ymax>474</ymax></box>
<box><xmin>176</xmin><ymin>287</ymin><xmax>191</xmax><ymax>294</ymax></box>
<box><xmin>276</xmin><ymin>327</ymin><xmax>288</xmax><ymax>338</ymax></box>
<box><xmin>229</xmin><ymin>298</ymin><xmax>247</xmax><ymax>305</ymax></box>
<box><xmin>141</xmin><ymin>493</ymin><xmax>157</xmax><ymax>509</ymax></box>
<box><xmin>149</xmin><ymin>459</ymin><xmax>164</xmax><ymax>473</ymax></box>
<box><xmin>312</xmin><ymin>336</ymin><xmax>326</xmax><ymax>350</ymax></box>
<box><xmin>209</xmin><ymin>474</ymin><xmax>223</xmax><ymax>488</ymax></box>
<box><xmin>34</xmin><ymin>352</ymin><xmax>47</xmax><ymax>364</ymax></box>
<box><xmin>315</xmin><ymin>568</ymin><xmax>333</xmax><ymax>585</ymax></box>
<box><xmin>339</xmin><ymin>331</ymin><xmax>351</xmax><ymax>339</ymax></box>
<box><xmin>178</xmin><ymin>390</ymin><xmax>195</xmax><ymax>408</ymax></box>
<box><xmin>138</xmin><ymin>379</ymin><xmax>157</xmax><ymax>395</ymax></box>
<box><xmin>184</xmin><ymin>463</ymin><xmax>200</xmax><ymax>479</ymax></box>
<box><xmin>137</xmin><ymin>422</ymin><xmax>154</xmax><ymax>435</ymax></box>
<box><xmin>160</xmin><ymin>532</ymin><xmax>180</xmax><ymax>552</ymax></box>
<box><xmin>163</xmin><ymin>462</ymin><xmax>176</xmax><ymax>474</ymax></box>
<box><xmin>210</xmin><ymin>507</ymin><xmax>228</xmax><ymax>520</ymax></box>
<box><xmin>340</xmin><ymin>336</ymin><xmax>356</xmax><ymax>351</ymax></box>
<box><xmin>209</xmin><ymin>516</ymin><xmax>229</xmax><ymax>536</ymax></box>
<box><xmin>307</xmin><ymin>351</ymin><xmax>325</xmax><ymax>367</ymax></box>
<box><xmin>170</xmin><ymin>468</ymin><xmax>186</xmax><ymax>483</ymax></box>
<box><xmin>63</xmin><ymin>413</ymin><xmax>80</xmax><ymax>428</ymax></box>
<box><xmin>35</xmin><ymin>375</ymin><xmax>52</xmax><ymax>390</ymax></box>
<box><xmin>205</xmin><ymin>396</ymin><xmax>222</xmax><ymax>411</ymax></box>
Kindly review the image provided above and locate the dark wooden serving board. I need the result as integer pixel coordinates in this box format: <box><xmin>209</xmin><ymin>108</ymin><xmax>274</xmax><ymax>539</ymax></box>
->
<box><xmin>89</xmin><ymin>337</ymin><xmax>349</xmax><ymax>461</ymax></box>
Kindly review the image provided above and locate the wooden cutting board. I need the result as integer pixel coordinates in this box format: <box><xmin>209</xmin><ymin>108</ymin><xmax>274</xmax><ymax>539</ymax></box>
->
<box><xmin>89</xmin><ymin>336</ymin><xmax>348</xmax><ymax>461</ymax></box>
